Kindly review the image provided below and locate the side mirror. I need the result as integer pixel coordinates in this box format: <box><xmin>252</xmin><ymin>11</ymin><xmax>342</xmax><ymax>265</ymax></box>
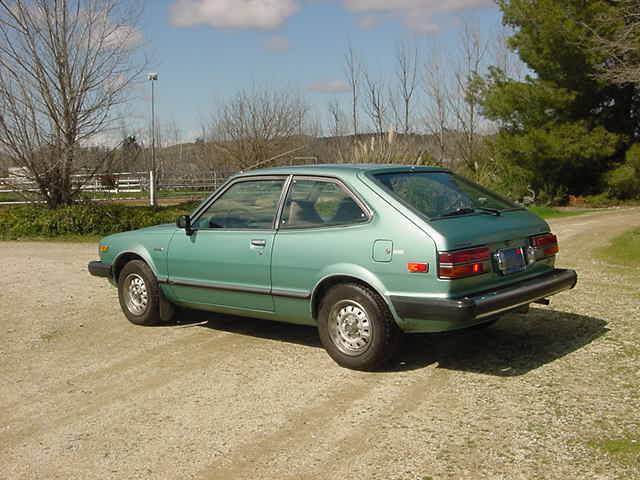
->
<box><xmin>176</xmin><ymin>215</ymin><xmax>193</xmax><ymax>236</ymax></box>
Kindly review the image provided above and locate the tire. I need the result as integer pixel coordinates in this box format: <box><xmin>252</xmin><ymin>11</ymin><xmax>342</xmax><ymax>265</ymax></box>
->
<box><xmin>117</xmin><ymin>260</ymin><xmax>162</xmax><ymax>326</ymax></box>
<box><xmin>318</xmin><ymin>283</ymin><xmax>402</xmax><ymax>371</ymax></box>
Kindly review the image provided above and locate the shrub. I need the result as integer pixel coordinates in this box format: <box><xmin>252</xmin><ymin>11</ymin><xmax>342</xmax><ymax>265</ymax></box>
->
<box><xmin>474</xmin><ymin>153</ymin><xmax>534</xmax><ymax>203</ymax></box>
<box><xmin>607</xmin><ymin>144</ymin><xmax>640</xmax><ymax>200</ymax></box>
<box><xmin>582</xmin><ymin>192</ymin><xmax>618</xmax><ymax>208</ymax></box>
<box><xmin>0</xmin><ymin>202</ymin><xmax>198</xmax><ymax>239</ymax></box>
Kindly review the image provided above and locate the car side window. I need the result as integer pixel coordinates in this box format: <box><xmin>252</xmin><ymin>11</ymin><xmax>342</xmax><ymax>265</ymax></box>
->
<box><xmin>195</xmin><ymin>179</ymin><xmax>285</xmax><ymax>230</ymax></box>
<box><xmin>280</xmin><ymin>179</ymin><xmax>368</xmax><ymax>228</ymax></box>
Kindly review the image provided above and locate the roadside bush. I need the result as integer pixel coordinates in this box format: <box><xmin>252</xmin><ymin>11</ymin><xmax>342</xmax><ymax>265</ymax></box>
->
<box><xmin>607</xmin><ymin>144</ymin><xmax>640</xmax><ymax>200</ymax></box>
<box><xmin>582</xmin><ymin>193</ymin><xmax>619</xmax><ymax>208</ymax></box>
<box><xmin>473</xmin><ymin>163</ymin><xmax>532</xmax><ymax>204</ymax></box>
<box><xmin>0</xmin><ymin>202</ymin><xmax>198</xmax><ymax>239</ymax></box>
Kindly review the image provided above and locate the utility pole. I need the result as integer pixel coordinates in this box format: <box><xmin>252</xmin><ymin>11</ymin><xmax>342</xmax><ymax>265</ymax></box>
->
<box><xmin>148</xmin><ymin>72</ymin><xmax>158</xmax><ymax>207</ymax></box>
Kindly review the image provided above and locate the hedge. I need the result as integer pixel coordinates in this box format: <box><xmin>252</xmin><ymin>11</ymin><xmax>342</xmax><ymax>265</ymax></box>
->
<box><xmin>0</xmin><ymin>202</ymin><xmax>198</xmax><ymax>239</ymax></box>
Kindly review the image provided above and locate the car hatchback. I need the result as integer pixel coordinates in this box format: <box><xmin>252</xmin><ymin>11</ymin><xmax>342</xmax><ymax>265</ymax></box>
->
<box><xmin>89</xmin><ymin>165</ymin><xmax>577</xmax><ymax>370</ymax></box>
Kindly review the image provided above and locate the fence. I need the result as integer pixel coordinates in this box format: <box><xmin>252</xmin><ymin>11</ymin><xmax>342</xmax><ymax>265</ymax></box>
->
<box><xmin>0</xmin><ymin>171</ymin><xmax>230</xmax><ymax>205</ymax></box>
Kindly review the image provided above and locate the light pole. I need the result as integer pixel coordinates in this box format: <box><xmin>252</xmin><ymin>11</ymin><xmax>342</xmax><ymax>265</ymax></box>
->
<box><xmin>148</xmin><ymin>72</ymin><xmax>158</xmax><ymax>207</ymax></box>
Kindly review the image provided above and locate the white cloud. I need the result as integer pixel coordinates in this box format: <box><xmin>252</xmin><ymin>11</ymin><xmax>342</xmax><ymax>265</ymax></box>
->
<box><xmin>168</xmin><ymin>0</ymin><xmax>493</xmax><ymax>34</ymax></box>
<box><xmin>264</xmin><ymin>35</ymin><xmax>290</xmax><ymax>53</ymax></box>
<box><xmin>344</xmin><ymin>0</ymin><xmax>491</xmax><ymax>11</ymax></box>
<box><xmin>308</xmin><ymin>80</ymin><xmax>351</xmax><ymax>94</ymax></box>
<box><xmin>12</xmin><ymin>3</ymin><xmax>144</xmax><ymax>49</ymax></box>
<box><xmin>358</xmin><ymin>14</ymin><xmax>380</xmax><ymax>30</ymax></box>
<box><xmin>170</xmin><ymin>0</ymin><xmax>299</xmax><ymax>30</ymax></box>
<box><xmin>104</xmin><ymin>25</ymin><xmax>144</xmax><ymax>50</ymax></box>
<box><xmin>343</xmin><ymin>0</ymin><xmax>493</xmax><ymax>32</ymax></box>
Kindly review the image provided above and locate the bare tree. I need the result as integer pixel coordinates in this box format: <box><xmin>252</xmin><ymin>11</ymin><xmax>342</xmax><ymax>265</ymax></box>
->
<box><xmin>363</xmin><ymin>69</ymin><xmax>387</xmax><ymax>136</ymax></box>
<box><xmin>344</xmin><ymin>42</ymin><xmax>361</xmax><ymax>137</ymax></box>
<box><xmin>209</xmin><ymin>88</ymin><xmax>310</xmax><ymax>170</ymax></box>
<box><xmin>0</xmin><ymin>0</ymin><xmax>146</xmax><ymax>207</ymax></box>
<box><xmin>327</xmin><ymin>99</ymin><xmax>347</xmax><ymax>138</ymax></box>
<box><xmin>387</xmin><ymin>85</ymin><xmax>401</xmax><ymax>134</ymax></box>
<box><xmin>492</xmin><ymin>25</ymin><xmax>526</xmax><ymax>81</ymax></box>
<box><xmin>449</xmin><ymin>23</ymin><xmax>490</xmax><ymax>176</ymax></box>
<box><xmin>591</xmin><ymin>0</ymin><xmax>640</xmax><ymax>84</ymax></box>
<box><xmin>191</xmin><ymin>129</ymin><xmax>219</xmax><ymax>174</ymax></box>
<box><xmin>396</xmin><ymin>42</ymin><xmax>419</xmax><ymax>134</ymax></box>
<box><xmin>423</xmin><ymin>48</ymin><xmax>451</xmax><ymax>167</ymax></box>
<box><xmin>324</xmin><ymin>99</ymin><xmax>352</xmax><ymax>163</ymax></box>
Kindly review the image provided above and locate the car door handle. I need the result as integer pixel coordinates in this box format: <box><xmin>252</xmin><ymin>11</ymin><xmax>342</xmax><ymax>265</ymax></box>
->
<box><xmin>250</xmin><ymin>239</ymin><xmax>267</xmax><ymax>248</ymax></box>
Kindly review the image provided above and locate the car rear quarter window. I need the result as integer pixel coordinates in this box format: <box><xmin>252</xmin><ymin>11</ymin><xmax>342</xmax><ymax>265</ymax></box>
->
<box><xmin>195</xmin><ymin>179</ymin><xmax>285</xmax><ymax>229</ymax></box>
<box><xmin>280</xmin><ymin>179</ymin><xmax>368</xmax><ymax>229</ymax></box>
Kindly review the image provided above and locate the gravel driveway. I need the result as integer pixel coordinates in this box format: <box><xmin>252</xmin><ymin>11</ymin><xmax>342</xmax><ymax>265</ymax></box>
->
<box><xmin>1</xmin><ymin>209</ymin><xmax>639</xmax><ymax>480</ymax></box>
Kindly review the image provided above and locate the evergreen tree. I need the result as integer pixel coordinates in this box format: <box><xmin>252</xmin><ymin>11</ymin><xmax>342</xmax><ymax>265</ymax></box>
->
<box><xmin>481</xmin><ymin>0</ymin><xmax>639</xmax><ymax>200</ymax></box>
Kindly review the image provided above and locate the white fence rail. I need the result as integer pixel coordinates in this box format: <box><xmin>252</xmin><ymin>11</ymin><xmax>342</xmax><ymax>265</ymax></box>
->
<box><xmin>0</xmin><ymin>171</ymin><xmax>230</xmax><ymax>205</ymax></box>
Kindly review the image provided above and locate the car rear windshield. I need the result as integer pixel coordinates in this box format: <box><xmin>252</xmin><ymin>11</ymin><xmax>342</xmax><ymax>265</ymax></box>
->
<box><xmin>373</xmin><ymin>171</ymin><xmax>518</xmax><ymax>219</ymax></box>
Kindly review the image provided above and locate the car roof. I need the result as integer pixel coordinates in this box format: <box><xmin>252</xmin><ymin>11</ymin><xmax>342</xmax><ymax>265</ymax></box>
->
<box><xmin>235</xmin><ymin>163</ymin><xmax>450</xmax><ymax>178</ymax></box>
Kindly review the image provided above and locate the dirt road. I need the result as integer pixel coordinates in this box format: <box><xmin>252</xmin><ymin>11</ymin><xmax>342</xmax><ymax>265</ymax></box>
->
<box><xmin>1</xmin><ymin>209</ymin><xmax>639</xmax><ymax>480</ymax></box>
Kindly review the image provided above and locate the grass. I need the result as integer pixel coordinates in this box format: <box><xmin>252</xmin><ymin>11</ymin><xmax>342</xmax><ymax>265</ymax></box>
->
<box><xmin>0</xmin><ymin>191</ymin><xmax>39</xmax><ymax>202</ymax></box>
<box><xmin>528</xmin><ymin>206</ymin><xmax>592</xmax><ymax>219</ymax></box>
<box><xmin>590</xmin><ymin>438</ymin><xmax>640</xmax><ymax>465</ymax></box>
<box><xmin>596</xmin><ymin>228</ymin><xmax>640</xmax><ymax>267</ymax></box>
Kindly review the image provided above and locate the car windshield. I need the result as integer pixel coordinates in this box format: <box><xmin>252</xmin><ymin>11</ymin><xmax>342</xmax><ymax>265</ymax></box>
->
<box><xmin>373</xmin><ymin>171</ymin><xmax>518</xmax><ymax>219</ymax></box>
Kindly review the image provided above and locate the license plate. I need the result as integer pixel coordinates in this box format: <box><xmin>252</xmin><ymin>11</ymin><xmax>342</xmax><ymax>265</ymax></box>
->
<box><xmin>496</xmin><ymin>247</ymin><xmax>526</xmax><ymax>275</ymax></box>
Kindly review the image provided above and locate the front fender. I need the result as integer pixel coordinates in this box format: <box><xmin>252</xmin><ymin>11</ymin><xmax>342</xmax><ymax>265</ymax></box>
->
<box><xmin>101</xmin><ymin>230</ymin><xmax>176</xmax><ymax>283</ymax></box>
<box><xmin>112</xmin><ymin>245</ymin><xmax>166</xmax><ymax>282</ymax></box>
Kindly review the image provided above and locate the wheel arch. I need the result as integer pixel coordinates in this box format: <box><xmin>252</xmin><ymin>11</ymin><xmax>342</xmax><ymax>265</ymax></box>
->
<box><xmin>112</xmin><ymin>249</ymin><xmax>159</xmax><ymax>283</ymax></box>
<box><xmin>310</xmin><ymin>270</ymin><xmax>400</xmax><ymax>324</ymax></box>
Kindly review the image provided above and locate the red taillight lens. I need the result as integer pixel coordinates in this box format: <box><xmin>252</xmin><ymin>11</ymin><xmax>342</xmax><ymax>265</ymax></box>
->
<box><xmin>438</xmin><ymin>246</ymin><xmax>491</xmax><ymax>279</ymax></box>
<box><xmin>439</xmin><ymin>262</ymin><xmax>485</xmax><ymax>279</ymax></box>
<box><xmin>531</xmin><ymin>233</ymin><xmax>557</xmax><ymax>248</ymax></box>
<box><xmin>438</xmin><ymin>247</ymin><xmax>491</xmax><ymax>264</ymax></box>
<box><xmin>531</xmin><ymin>233</ymin><xmax>559</xmax><ymax>258</ymax></box>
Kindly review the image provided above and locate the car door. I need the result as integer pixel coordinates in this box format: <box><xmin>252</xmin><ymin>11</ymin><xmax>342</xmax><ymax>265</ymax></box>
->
<box><xmin>271</xmin><ymin>176</ymin><xmax>372</xmax><ymax>304</ymax></box>
<box><xmin>166</xmin><ymin>176</ymin><xmax>288</xmax><ymax>313</ymax></box>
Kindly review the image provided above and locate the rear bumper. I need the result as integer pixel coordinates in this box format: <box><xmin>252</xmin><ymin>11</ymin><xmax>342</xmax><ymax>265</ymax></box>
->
<box><xmin>88</xmin><ymin>261</ymin><xmax>112</xmax><ymax>279</ymax></box>
<box><xmin>391</xmin><ymin>268</ymin><xmax>578</xmax><ymax>328</ymax></box>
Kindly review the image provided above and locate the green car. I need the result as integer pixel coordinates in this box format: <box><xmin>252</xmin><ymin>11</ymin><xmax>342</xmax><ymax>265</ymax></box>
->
<box><xmin>89</xmin><ymin>165</ymin><xmax>577</xmax><ymax>370</ymax></box>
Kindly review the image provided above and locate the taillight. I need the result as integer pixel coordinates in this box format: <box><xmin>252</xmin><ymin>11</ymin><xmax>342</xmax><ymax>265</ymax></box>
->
<box><xmin>531</xmin><ymin>233</ymin><xmax>559</xmax><ymax>258</ymax></box>
<box><xmin>438</xmin><ymin>246</ymin><xmax>491</xmax><ymax>279</ymax></box>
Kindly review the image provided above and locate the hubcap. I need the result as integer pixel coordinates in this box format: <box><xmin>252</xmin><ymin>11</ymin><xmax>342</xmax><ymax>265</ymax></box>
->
<box><xmin>328</xmin><ymin>300</ymin><xmax>372</xmax><ymax>356</ymax></box>
<box><xmin>124</xmin><ymin>273</ymin><xmax>148</xmax><ymax>315</ymax></box>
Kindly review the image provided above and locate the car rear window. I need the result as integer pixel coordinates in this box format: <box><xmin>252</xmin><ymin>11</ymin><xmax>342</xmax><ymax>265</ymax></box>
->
<box><xmin>373</xmin><ymin>171</ymin><xmax>517</xmax><ymax>219</ymax></box>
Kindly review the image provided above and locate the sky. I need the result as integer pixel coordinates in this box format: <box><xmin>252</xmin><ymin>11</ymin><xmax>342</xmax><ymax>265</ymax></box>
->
<box><xmin>129</xmin><ymin>0</ymin><xmax>503</xmax><ymax>142</ymax></box>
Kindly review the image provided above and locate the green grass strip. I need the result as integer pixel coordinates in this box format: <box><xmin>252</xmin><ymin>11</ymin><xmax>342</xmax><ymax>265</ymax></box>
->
<box><xmin>595</xmin><ymin>228</ymin><xmax>640</xmax><ymax>268</ymax></box>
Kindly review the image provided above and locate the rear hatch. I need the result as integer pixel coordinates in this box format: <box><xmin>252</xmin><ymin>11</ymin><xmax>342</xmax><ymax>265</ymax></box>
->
<box><xmin>428</xmin><ymin>209</ymin><xmax>556</xmax><ymax>297</ymax></box>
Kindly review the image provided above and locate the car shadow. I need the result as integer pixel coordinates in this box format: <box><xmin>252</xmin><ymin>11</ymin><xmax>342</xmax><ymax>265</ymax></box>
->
<box><xmin>396</xmin><ymin>308</ymin><xmax>608</xmax><ymax>376</ymax></box>
<box><xmin>171</xmin><ymin>309</ymin><xmax>323</xmax><ymax>348</ymax></box>
<box><xmin>171</xmin><ymin>307</ymin><xmax>608</xmax><ymax>377</ymax></box>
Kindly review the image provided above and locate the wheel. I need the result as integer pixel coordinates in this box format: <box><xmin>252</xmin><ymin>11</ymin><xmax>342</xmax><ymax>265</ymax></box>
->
<box><xmin>117</xmin><ymin>260</ymin><xmax>162</xmax><ymax>326</ymax></box>
<box><xmin>318</xmin><ymin>283</ymin><xmax>402</xmax><ymax>371</ymax></box>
